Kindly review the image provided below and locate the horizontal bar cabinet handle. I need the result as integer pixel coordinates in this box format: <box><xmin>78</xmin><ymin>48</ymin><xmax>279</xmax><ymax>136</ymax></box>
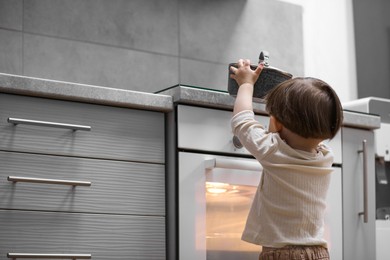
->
<box><xmin>8</xmin><ymin>117</ymin><xmax>91</xmax><ymax>131</ymax></box>
<box><xmin>8</xmin><ymin>176</ymin><xmax>92</xmax><ymax>187</ymax></box>
<box><xmin>205</xmin><ymin>158</ymin><xmax>262</xmax><ymax>172</ymax></box>
<box><xmin>7</xmin><ymin>253</ymin><xmax>91</xmax><ymax>259</ymax></box>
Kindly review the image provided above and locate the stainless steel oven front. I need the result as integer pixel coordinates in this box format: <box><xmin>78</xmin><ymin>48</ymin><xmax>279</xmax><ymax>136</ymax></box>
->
<box><xmin>166</xmin><ymin>105</ymin><xmax>342</xmax><ymax>260</ymax></box>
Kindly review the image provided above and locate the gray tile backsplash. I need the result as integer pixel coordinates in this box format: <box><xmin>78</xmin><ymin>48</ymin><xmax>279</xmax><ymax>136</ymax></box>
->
<box><xmin>0</xmin><ymin>0</ymin><xmax>303</xmax><ymax>93</ymax></box>
<box><xmin>24</xmin><ymin>34</ymin><xmax>179</xmax><ymax>92</ymax></box>
<box><xmin>180</xmin><ymin>0</ymin><xmax>303</xmax><ymax>76</ymax></box>
<box><xmin>0</xmin><ymin>0</ymin><xmax>23</xmax><ymax>30</ymax></box>
<box><xmin>179</xmin><ymin>0</ymin><xmax>248</xmax><ymax>63</ymax></box>
<box><xmin>0</xmin><ymin>29</ymin><xmax>23</xmax><ymax>75</ymax></box>
<box><xmin>180</xmin><ymin>58</ymin><xmax>228</xmax><ymax>92</ymax></box>
<box><xmin>24</xmin><ymin>0</ymin><xmax>179</xmax><ymax>56</ymax></box>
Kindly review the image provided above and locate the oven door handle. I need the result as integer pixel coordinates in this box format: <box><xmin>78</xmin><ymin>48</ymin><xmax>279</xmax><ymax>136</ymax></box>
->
<box><xmin>205</xmin><ymin>158</ymin><xmax>262</xmax><ymax>172</ymax></box>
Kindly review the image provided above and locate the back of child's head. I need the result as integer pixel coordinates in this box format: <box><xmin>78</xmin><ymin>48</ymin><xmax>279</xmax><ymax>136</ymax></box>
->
<box><xmin>265</xmin><ymin>77</ymin><xmax>343</xmax><ymax>140</ymax></box>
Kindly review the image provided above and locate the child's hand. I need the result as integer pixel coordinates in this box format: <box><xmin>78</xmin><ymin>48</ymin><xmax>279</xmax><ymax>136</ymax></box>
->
<box><xmin>230</xmin><ymin>59</ymin><xmax>263</xmax><ymax>87</ymax></box>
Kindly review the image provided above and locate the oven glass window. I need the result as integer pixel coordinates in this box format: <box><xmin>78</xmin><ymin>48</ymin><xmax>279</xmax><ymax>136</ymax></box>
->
<box><xmin>206</xmin><ymin>181</ymin><xmax>261</xmax><ymax>259</ymax></box>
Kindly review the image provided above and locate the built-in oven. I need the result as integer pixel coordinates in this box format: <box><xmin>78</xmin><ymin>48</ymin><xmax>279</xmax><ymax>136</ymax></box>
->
<box><xmin>166</xmin><ymin>104</ymin><xmax>342</xmax><ymax>260</ymax></box>
<box><xmin>179</xmin><ymin>152</ymin><xmax>262</xmax><ymax>260</ymax></box>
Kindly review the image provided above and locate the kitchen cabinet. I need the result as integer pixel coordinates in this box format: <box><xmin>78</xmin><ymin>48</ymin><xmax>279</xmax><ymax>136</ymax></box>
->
<box><xmin>0</xmin><ymin>93</ymin><xmax>166</xmax><ymax>259</ymax></box>
<box><xmin>0</xmin><ymin>94</ymin><xmax>164</xmax><ymax>163</ymax></box>
<box><xmin>0</xmin><ymin>210</ymin><xmax>165</xmax><ymax>259</ymax></box>
<box><xmin>341</xmin><ymin>126</ymin><xmax>376</xmax><ymax>260</ymax></box>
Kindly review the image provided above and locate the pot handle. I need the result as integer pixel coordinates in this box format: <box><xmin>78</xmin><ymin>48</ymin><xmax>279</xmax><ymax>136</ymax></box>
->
<box><xmin>258</xmin><ymin>51</ymin><xmax>270</xmax><ymax>67</ymax></box>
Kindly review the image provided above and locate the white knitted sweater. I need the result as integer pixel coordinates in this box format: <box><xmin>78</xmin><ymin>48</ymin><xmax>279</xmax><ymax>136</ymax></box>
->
<box><xmin>231</xmin><ymin>110</ymin><xmax>334</xmax><ymax>248</ymax></box>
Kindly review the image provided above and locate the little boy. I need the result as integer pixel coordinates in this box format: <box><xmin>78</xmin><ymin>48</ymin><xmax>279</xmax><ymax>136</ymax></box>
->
<box><xmin>230</xmin><ymin>59</ymin><xmax>343</xmax><ymax>260</ymax></box>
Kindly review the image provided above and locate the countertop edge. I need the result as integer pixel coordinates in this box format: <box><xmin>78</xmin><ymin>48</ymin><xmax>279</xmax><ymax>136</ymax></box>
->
<box><xmin>0</xmin><ymin>73</ymin><xmax>173</xmax><ymax>112</ymax></box>
<box><xmin>342</xmin><ymin>110</ymin><xmax>381</xmax><ymax>130</ymax></box>
<box><xmin>0</xmin><ymin>74</ymin><xmax>382</xmax><ymax>129</ymax></box>
<box><xmin>158</xmin><ymin>85</ymin><xmax>268</xmax><ymax>115</ymax></box>
<box><xmin>160</xmin><ymin>86</ymin><xmax>381</xmax><ymax>130</ymax></box>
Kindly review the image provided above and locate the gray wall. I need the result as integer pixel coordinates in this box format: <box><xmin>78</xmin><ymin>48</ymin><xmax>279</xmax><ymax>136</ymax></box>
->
<box><xmin>0</xmin><ymin>0</ymin><xmax>303</xmax><ymax>93</ymax></box>
<box><xmin>353</xmin><ymin>0</ymin><xmax>390</xmax><ymax>99</ymax></box>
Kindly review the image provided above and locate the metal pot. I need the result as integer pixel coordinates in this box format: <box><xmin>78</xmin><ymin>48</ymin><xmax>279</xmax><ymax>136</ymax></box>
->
<box><xmin>228</xmin><ymin>51</ymin><xmax>293</xmax><ymax>99</ymax></box>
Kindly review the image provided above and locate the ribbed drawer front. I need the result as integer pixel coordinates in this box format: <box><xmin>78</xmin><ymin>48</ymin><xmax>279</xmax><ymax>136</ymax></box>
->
<box><xmin>0</xmin><ymin>151</ymin><xmax>165</xmax><ymax>216</ymax></box>
<box><xmin>0</xmin><ymin>210</ymin><xmax>165</xmax><ymax>260</ymax></box>
<box><xmin>0</xmin><ymin>93</ymin><xmax>164</xmax><ymax>163</ymax></box>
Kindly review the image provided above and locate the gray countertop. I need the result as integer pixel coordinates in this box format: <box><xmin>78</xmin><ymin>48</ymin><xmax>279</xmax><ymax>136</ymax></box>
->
<box><xmin>0</xmin><ymin>73</ymin><xmax>173</xmax><ymax>112</ymax></box>
<box><xmin>0</xmin><ymin>73</ymin><xmax>381</xmax><ymax>130</ymax></box>
<box><xmin>157</xmin><ymin>84</ymin><xmax>267</xmax><ymax>114</ymax></box>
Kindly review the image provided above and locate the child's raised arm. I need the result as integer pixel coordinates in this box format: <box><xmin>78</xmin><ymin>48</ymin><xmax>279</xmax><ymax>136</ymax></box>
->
<box><xmin>230</xmin><ymin>59</ymin><xmax>263</xmax><ymax>115</ymax></box>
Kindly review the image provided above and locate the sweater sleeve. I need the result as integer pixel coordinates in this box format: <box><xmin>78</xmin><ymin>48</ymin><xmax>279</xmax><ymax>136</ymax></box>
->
<box><xmin>231</xmin><ymin>110</ymin><xmax>278</xmax><ymax>160</ymax></box>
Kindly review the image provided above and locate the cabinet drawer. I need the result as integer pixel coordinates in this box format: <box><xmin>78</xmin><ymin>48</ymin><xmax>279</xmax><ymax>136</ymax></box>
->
<box><xmin>0</xmin><ymin>210</ymin><xmax>165</xmax><ymax>260</ymax></box>
<box><xmin>178</xmin><ymin>105</ymin><xmax>269</xmax><ymax>155</ymax></box>
<box><xmin>0</xmin><ymin>94</ymin><xmax>164</xmax><ymax>163</ymax></box>
<box><xmin>0</xmin><ymin>151</ymin><xmax>165</xmax><ymax>216</ymax></box>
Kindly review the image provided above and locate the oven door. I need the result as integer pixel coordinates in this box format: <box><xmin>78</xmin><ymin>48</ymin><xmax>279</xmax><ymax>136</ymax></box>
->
<box><xmin>179</xmin><ymin>151</ymin><xmax>262</xmax><ymax>260</ymax></box>
<box><xmin>178</xmin><ymin>151</ymin><xmax>342</xmax><ymax>260</ymax></box>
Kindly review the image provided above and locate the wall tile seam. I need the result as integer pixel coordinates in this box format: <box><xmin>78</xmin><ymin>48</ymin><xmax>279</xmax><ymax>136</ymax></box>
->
<box><xmin>21</xmin><ymin>31</ymin><xmax>181</xmax><ymax>59</ymax></box>
<box><xmin>179</xmin><ymin>56</ymin><xmax>231</xmax><ymax>66</ymax></box>
<box><xmin>177</xmin><ymin>0</ymin><xmax>181</xmax><ymax>85</ymax></box>
<box><xmin>0</xmin><ymin>27</ymin><xmax>22</xmax><ymax>33</ymax></box>
<box><xmin>19</xmin><ymin>31</ymin><xmax>232</xmax><ymax>66</ymax></box>
<box><xmin>22</xmin><ymin>0</ymin><xmax>25</xmax><ymax>75</ymax></box>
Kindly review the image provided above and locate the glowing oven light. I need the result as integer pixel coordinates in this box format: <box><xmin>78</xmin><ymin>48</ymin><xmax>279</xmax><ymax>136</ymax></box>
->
<box><xmin>206</xmin><ymin>182</ymin><xmax>229</xmax><ymax>194</ymax></box>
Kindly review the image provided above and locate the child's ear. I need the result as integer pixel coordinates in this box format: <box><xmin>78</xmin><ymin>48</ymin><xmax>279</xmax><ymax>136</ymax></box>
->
<box><xmin>270</xmin><ymin>116</ymin><xmax>283</xmax><ymax>132</ymax></box>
